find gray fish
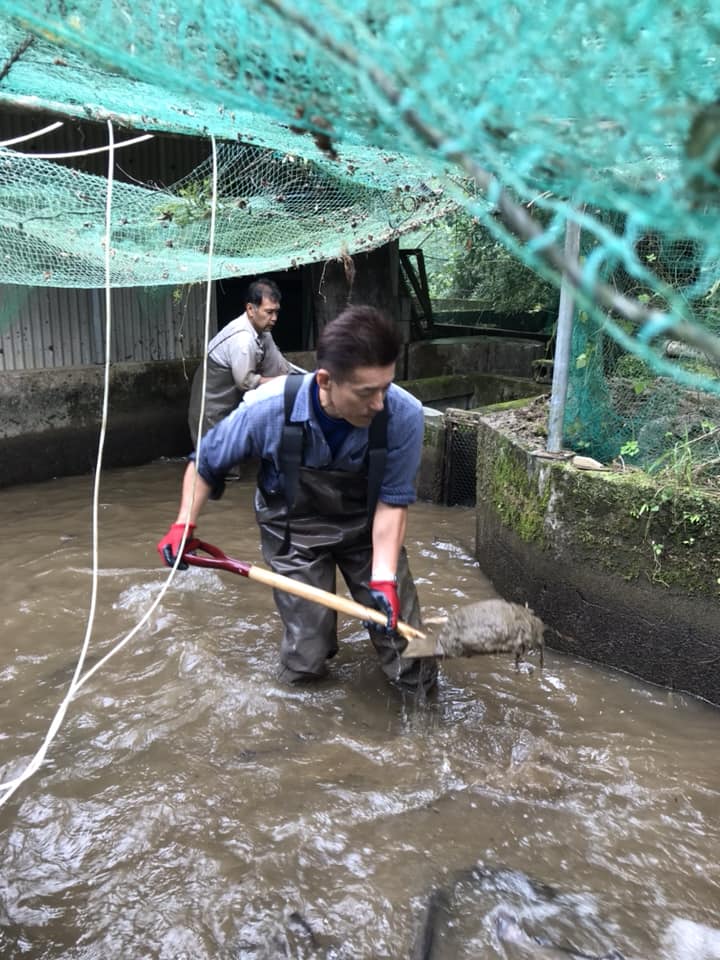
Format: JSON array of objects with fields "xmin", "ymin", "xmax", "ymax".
[
  {"xmin": 412, "ymin": 866, "xmax": 625, "ymax": 960},
  {"xmin": 495, "ymin": 909, "xmax": 626, "ymax": 960}
]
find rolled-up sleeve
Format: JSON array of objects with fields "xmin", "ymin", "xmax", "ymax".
[
  {"xmin": 193, "ymin": 404, "xmax": 255, "ymax": 498},
  {"xmin": 191, "ymin": 381, "xmax": 287, "ymax": 498}
]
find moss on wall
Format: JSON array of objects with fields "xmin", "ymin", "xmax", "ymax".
[
  {"xmin": 481, "ymin": 430, "xmax": 552, "ymax": 545},
  {"xmin": 565, "ymin": 469, "xmax": 720, "ymax": 594},
  {"xmin": 475, "ymin": 413, "xmax": 720, "ymax": 599}
]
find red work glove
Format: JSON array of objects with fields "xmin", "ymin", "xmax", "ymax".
[
  {"xmin": 157, "ymin": 522, "xmax": 198, "ymax": 570},
  {"xmin": 368, "ymin": 578, "xmax": 400, "ymax": 632}
]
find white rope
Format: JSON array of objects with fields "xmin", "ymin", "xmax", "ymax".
[
  {"xmin": 13, "ymin": 133, "xmax": 154, "ymax": 159},
  {"xmin": 0, "ymin": 118, "xmax": 117, "ymax": 804},
  {"xmin": 0, "ymin": 121, "xmax": 64, "ymax": 147},
  {"xmin": 74, "ymin": 135, "xmax": 218, "ymax": 692},
  {"xmin": 0, "ymin": 135, "xmax": 220, "ymax": 806},
  {"xmin": 0, "ymin": 125, "xmax": 153, "ymax": 159}
]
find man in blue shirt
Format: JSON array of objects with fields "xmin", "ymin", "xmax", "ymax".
[{"xmin": 158, "ymin": 305, "xmax": 437, "ymax": 695}]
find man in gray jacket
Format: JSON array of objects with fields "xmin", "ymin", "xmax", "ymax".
[{"xmin": 188, "ymin": 277, "xmax": 290, "ymax": 447}]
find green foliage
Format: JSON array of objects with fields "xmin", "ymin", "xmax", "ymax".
[
  {"xmin": 155, "ymin": 179, "xmax": 235, "ymax": 228},
  {"xmin": 647, "ymin": 422, "xmax": 720, "ymax": 485},
  {"xmin": 620, "ymin": 439, "xmax": 639, "ymax": 458},
  {"xmin": 625, "ymin": 422, "xmax": 720, "ymax": 581},
  {"xmin": 614, "ymin": 354, "xmax": 653, "ymax": 379},
  {"xmin": 412, "ymin": 213, "xmax": 559, "ymax": 314}
]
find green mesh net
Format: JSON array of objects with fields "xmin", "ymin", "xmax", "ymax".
[
  {"xmin": 0, "ymin": 138, "xmax": 452, "ymax": 287},
  {"xmin": 1, "ymin": 0, "xmax": 720, "ymax": 471},
  {"xmin": 0, "ymin": 15, "xmax": 455, "ymax": 287}
]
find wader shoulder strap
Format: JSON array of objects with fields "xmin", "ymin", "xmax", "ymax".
[
  {"xmin": 280, "ymin": 373, "xmax": 305, "ymax": 514},
  {"xmin": 279, "ymin": 372, "xmax": 388, "ymax": 531},
  {"xmin": 366, "ymin": 402, "xmax": 388, "ymax": 527}
]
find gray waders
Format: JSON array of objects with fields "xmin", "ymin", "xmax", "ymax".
[
  {"xmin": 254, "ymin": 469, "xmax": 437, "ymax": 694},
  {"xmin": 188, "ymin": 356, "xmax": 242, "ymax": 448}
]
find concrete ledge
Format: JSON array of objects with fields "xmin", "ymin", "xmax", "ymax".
[
  {"xmin": 400, "ymin": 372, "xmax": 547, "ymax": 413},
  {"xmin": 474, "ymin": 414, "xmax": 720, "ymax": 704},
  {"xmin": 0, "ymin": 362, "xmax": 197, "ymax": 486},
  {"xmin": 407, "ymin": 335, "xmax": 546, "ymax": 380},
  {"xmin": 417, "ymin": 408, "xmax": 445, "ymax": 503},
  {"xmin": 1, "ymin": 412, "xmax": 191, "ymax": 487}
]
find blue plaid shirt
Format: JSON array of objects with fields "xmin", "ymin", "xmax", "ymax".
[{"xmin": 193, "ymin": 372, "xmax": 424, "ymax": 505}]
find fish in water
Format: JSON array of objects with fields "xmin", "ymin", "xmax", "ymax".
[
  {"xmin": 495, "ymin": 910, "xmax": 626, "ymax": 959},
  {"xmin": 412, "ymin": 865, "xmax": 556, "ymax": 959},
  {"xmin": 412, "ymin": 865, "xmax": 626, "ymax": 960},
  {"xmin": 435, "ymin": 599, "xmax": 545, "ymax": 666}
]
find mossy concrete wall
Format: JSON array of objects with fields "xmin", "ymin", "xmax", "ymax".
[
  {"xmin": 402, "ymin": 372, "xmax": 546, "ymax": 413},
  {"xmin": 417, "ymin": 408, "xmax": 445, "ymax": 503},
  {"xmin": 474, "ymin": 415, "xmax": 720, "ymax": 705}
]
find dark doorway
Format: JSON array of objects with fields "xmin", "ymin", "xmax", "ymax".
[{"xmin": 214, "ymin": 268, "xmax": 313, "ymax": 352}]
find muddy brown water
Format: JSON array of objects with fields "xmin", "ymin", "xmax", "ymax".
[{"xmin": 1, "ymin": 462, "xmax": 718, "ymax": 959}]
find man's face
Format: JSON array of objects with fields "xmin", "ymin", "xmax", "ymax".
[
  {"xmin": 316, "ymin": 363, "xmax": 396, "ymax": 428},
  {"xmin": 247, "ymin": 295, "xmax": 280, "ymax": 334}
]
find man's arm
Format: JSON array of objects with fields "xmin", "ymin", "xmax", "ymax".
[
  {"xmin": 175, "ymin": 460, "xmax": 213, "ymax": 525},
  {"xmin": 157, "ymin": 461, "xmax": 213, "ymax": 567},
  {"xmin": 368, "ymin": 502, "xmax": 408, "ymax": 630},
  {"xmin": 367, "ymin": 390, "xmax": 424, "ymax": 629},
  {"xmin": 371, "ymin": 501, "xmax": 408, "ymax": 578},
  {"xmin": 261, "ymin": 335, "xmax": 291, "ymax": 376},
  {"xmin": 229, "ymin": 336, "xmax": 262, "ymax": 391}
]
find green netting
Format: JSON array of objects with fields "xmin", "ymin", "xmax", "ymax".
[
  {"xmin": 563, "ymin": 224, "xmax": 720, "ymax": 484},
  {"xmin": 0, "ymin": 17, "xmax": 455, "ymax": 287},
  {"xmin": 1, "ymin": 0, "xmax": 720, "ymax": 473},
  {"xmin": 0, "ymin": 140, "xmax": 453, "ymax": 287}
]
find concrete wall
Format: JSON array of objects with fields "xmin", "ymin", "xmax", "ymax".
[
  {"xmin": 402, "ymin": 373, "xmax": 547, "ymax": 413},
  {"xmin": 0, "ymin": 340, "xmax": 542, "ymax": 488},
  {"xmin": 0, "ymin": 362, "xmax": 195, "ymax": 487},
  {"xmin": 407, "ymin": 335, "xmax": 546, "ymax": 380},
  {"xmin": 472, "ymin": 412, "xmax": 720, "ymax": 706}
]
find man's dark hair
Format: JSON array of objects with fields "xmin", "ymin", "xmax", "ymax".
[
  {"xmin": 246, "ymin": 277, "xmax": 281, "ymax": 306},
  {"xmin": 317, "ymin": 305, "xmax": 401, "ymax": 380}
]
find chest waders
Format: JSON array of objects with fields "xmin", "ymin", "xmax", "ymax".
[
  {"xmin": 187, "ymin": 327, "xmax": 265, "ymax": 447},
  {"xmin": 188, "ymin": 356, "xmax": 242, "ymax": 447},
  {"xmin": 253, "ymin": 375, "xmax": 438, "ymax": 694}
]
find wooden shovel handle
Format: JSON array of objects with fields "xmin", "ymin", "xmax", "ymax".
[{"xmin": 185, "ymin": 540, "xmax": 427, "ymax": 643}]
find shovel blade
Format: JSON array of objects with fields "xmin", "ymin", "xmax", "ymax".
[{"xmin": 401, "ymin": 633, "xmax": 444, "ymax": 658}]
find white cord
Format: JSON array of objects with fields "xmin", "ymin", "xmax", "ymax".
[
  {"xmin": 0, "ymin": 123, "xmax": 152, "ymax": 157},
  {"xmin": 75, "ymin": 135, "xmax": 219, "ymax": 692},
  {"xmin": 0, "ymin": 134, "xmax": 220, "ymax": 806},
  {"xmin": 14, "ymin": 133, "xmax": 154, "ymax": 159},
  {"xmin": 0, "ymin": 118, "xmax": 117, "ymax": 804},
  {"xmin": 0, "ymin": 121, "xmax": 64, "ymax": 147}
]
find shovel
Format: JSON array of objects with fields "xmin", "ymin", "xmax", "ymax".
[
  {"xmin": 183, "ymin": 540, "xmax": 546, "ymax": 664},
  {"xmin": 183, "ymin": 539, "xmax": 440, "ymax": 657}
]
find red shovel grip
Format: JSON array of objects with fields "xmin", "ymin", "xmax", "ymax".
[{"xmin": 182, "ymin": 539, "xmax": 252, "ymax": 577}]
